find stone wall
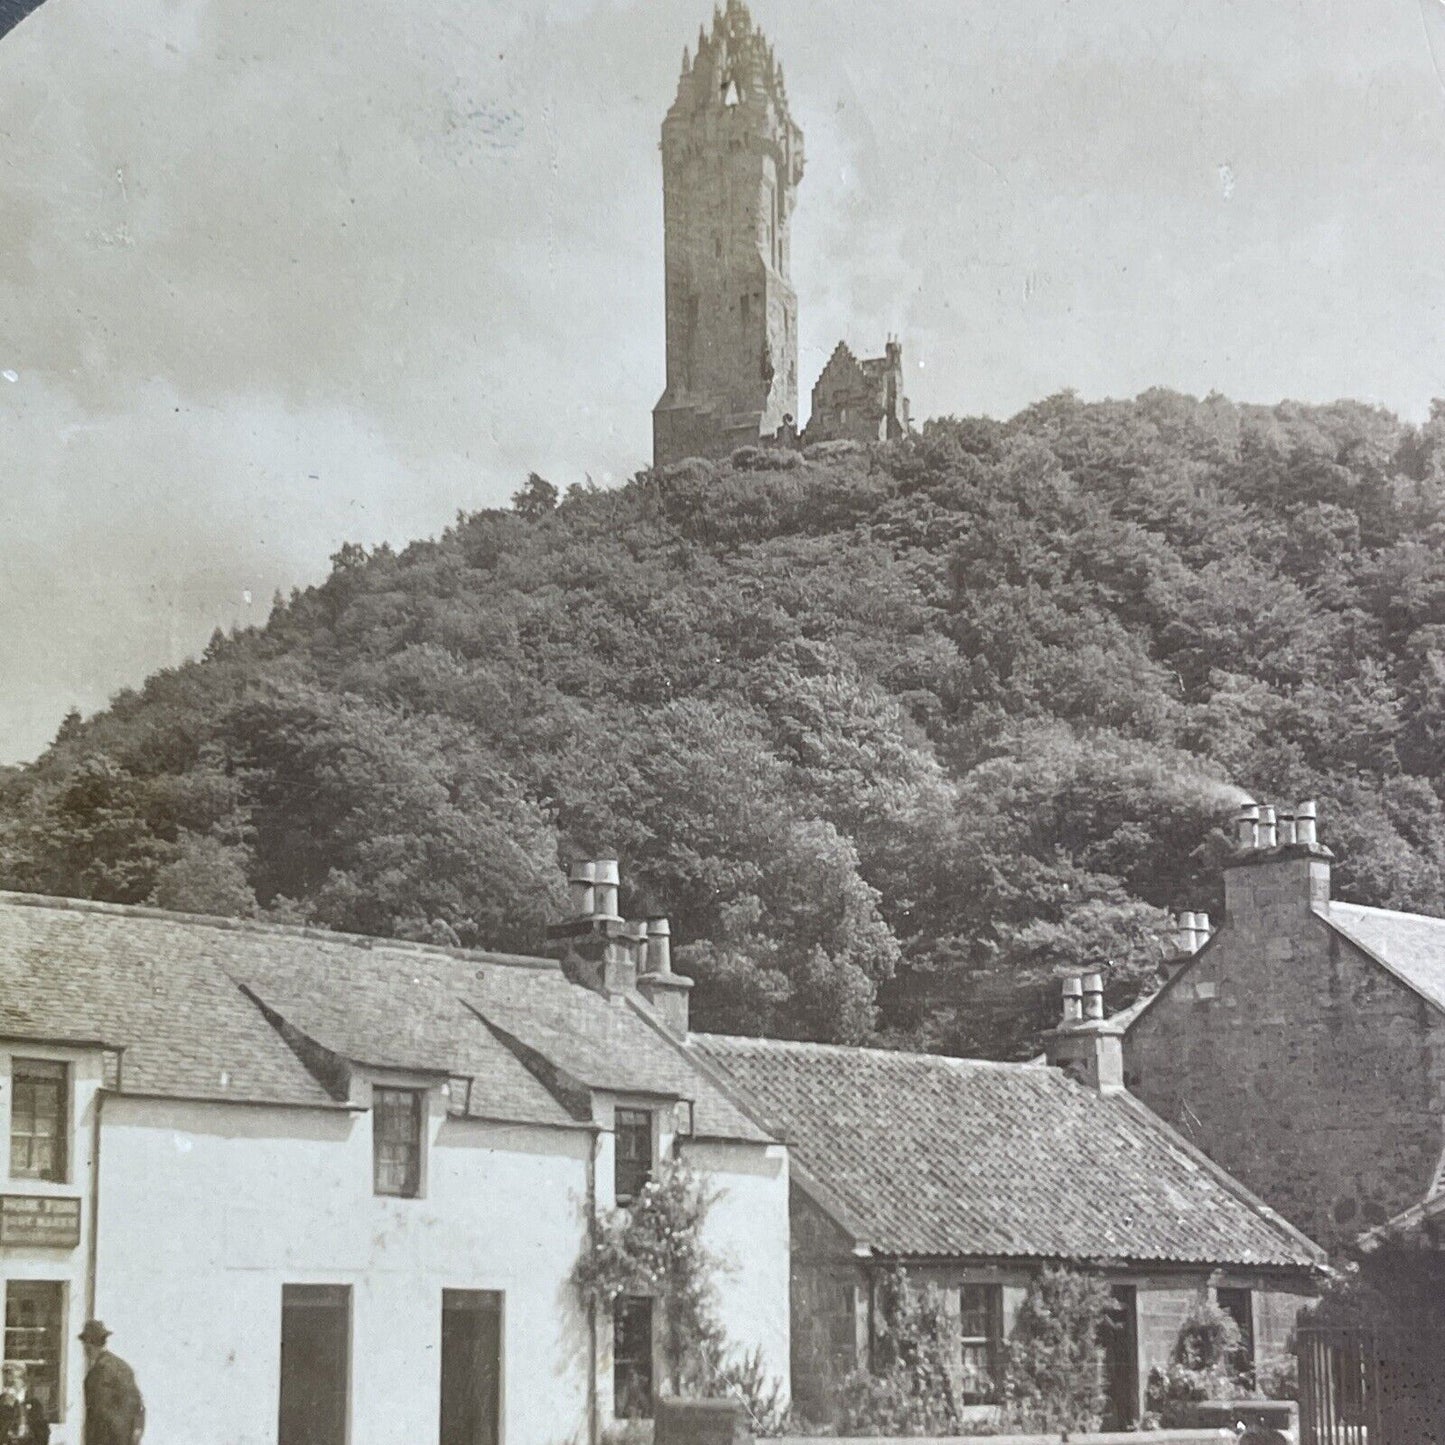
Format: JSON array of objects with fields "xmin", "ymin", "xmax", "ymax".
[{"xmin": 1126, "ymin": 851, "xmax": 1445, "ymax": 1252}]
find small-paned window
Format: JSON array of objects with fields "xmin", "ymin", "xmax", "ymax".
[
  {"xmin": 958, "ymin": 1283, "xmax": 1003, "ymax": 1404},
  {"xmin": 10, "ymin": 1059, "xmax": 68, "ymax": 1182},
  {"xmin": 613, "ymin": 1296, "xmax": 654, "ymax": 1420},
  {"xmin": 372, "ymin": 1088, "xmax": 424, "ymax": 1198},
  {"xmin": 5, "ymin": 1280, "xmax": 64, "ymax": 1421},
  {"xmin": 614, "ymin": 1108, "xmax": 653, "ymax": 1204}
]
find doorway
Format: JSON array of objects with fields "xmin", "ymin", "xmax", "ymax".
[
  {"xmin": 440, "ymin": 1290, "xmax": 503, "ymax": 1445},
  {"xmin": 278, "ymin": 1284, "xmax": 351, "ymax": 1445},
  {"xmin": 1102, "ymin": 1285, "xmax": 1139, "ymax": 1430}
]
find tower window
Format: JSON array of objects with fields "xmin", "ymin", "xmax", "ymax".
[{"xmin": 740, "ymin": 293, "xmax": 750, "ymax": 326}]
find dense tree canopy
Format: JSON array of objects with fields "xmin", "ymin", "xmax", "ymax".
[{"xmin": 7, "ymin": 390, "xmax": 1445, "ymax": 1057}]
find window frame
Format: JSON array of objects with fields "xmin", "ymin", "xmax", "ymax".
[
  {"xmin": 9, "ymin": 1058, "xmax": 69, "ymax": 1184},
  {"xmin": 612, "ymin": 1294, "xmax": 655, "ymax": 1421},
  {"xmin": 957, "ymin": 1282, "xmax": 1003, "ymax": 1405},
  {"xmin": 372, "ymin": 1086, "xmax": 425, "ymax": 1199},
  {"xmin": 1215, "ymin": 1286, "xmax": 1255, "ymax": 1380},
  {"xmin": 4, "ymin": 1278, "xmax": 66, "ymax": 1423},
  {"xmin": 613, "ymin": 1107, "xmax": 654, "ymax": 1206}
]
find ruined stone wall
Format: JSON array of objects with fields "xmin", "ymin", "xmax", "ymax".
[{"xmin": 1126, "ymin": 857, "xmax": 1445, "ymax": 1252}]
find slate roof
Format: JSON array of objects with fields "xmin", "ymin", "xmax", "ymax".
[
  {"xmin": 0, "ymin": 891, "xmax": 768, "ymax": 1139},
  {"xmin": 694, "ymin": 1034, "xmax": 1323, "ymax": 1268},
  {"xmin": 0, "ymin": 893, "xmax": 336, "ymax": 1108},
  {"xmin": 1320, "ymin": 902, "xmax": 1445, "ymax": 1015}
]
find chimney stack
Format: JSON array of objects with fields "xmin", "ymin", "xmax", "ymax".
[
  {"xmin": 1224, "ymin": 798, "xmax": 1333, "ymax": 923},
  {"xmin": 1044, "ymin": 973, "xmax": 1125, "ymax": 1094},
  {"xmin": 548, "ymin": 858, "xmax": 637, "ymax": 996},
  {"xmin": 637, "ymin": 916, "xmax": 694, "ymax": 1036}
]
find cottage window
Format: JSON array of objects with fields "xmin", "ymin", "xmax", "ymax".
[
  {"xmin": 613, "ymin": 1296, "xmax": 654, "ymax": 1419},
  {"xmin": 614, "ymin": 1108, "xmax": 653, "ymax": 1204},
  {"xmin": 1215, "ymin": 1287, "xmax": 1254, "ymax": 1378},
  {"xmin": 372, "ymin": 1087, "xmax": 424, "ymax": 1197},
  {"xmin": 10, "ymin": 1059, "xmax": 68, "ymax": 1182},
  {"xmin": 5, "ymin": 1280, "xmax": 63, "ymax": 1421},
  {"xmin": 958, "ymin": 1283, "xmax": 1003, "ymax": 1404}
]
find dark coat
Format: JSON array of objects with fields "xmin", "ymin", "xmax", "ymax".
[
  {"xmin": 0, "ymin": 1394, "xmax": 50, "ymax": 1445},
  {"xmin": 83, "ymin": 1352, "xmax": 143, "ymax": 1445}
]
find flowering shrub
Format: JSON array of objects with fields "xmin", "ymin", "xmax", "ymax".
[
  {"xmin": 574, "ymin": 1162, "xmax": 787, "ymax": 1429},
  {"xmin": 1144, "ymin": 1296, "xmax": 1245, "ymax": 1427},
  {"xmin": 838, "ymin": 1267, "xmax": 962, "ymax": 1435},
  {"xmin": 1000, "ymin": 1267, "xmax": 1112, "ymax": 1434}
]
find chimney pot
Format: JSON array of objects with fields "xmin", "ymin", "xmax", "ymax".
[
  {"xmin": 1061, "ymin": 975, "xmax": 1084, "ymax": 1023},
  {"xmin": 1235, "ymin": 804, "xmax": 1261, "ymax": 849},
  {"xmin": 1296, "ymin": 800, "xmax": 1318, "ymax": 847},
  {"xmin": 1278, "ymin": 808, "xmax": 1297, "ymax": 847},
  {"xmin": 1258, "ymin": 805, "xmax": 1278, "ymax": 849},
  {"xmin": 593, "ymin": 859, "xmax": 622, "ymax": 921},
  {"xmin": 567, "ymin": 861, "xmax": 598, "ymax": 918},
  {"xmin": 1195, "ymin": 912, "xmax": 1211, "ymax": 945},
  {"xmin": 645, "ymin": 916, "xmax": 673, "ymax": 975},
  {"xmin": 1174, "ymin": 912, "xmax": 1199, "ymax": 956},
  {"xmin": 1082, "ymin": 972, "xmax": 1105, "ymax": 1021}
]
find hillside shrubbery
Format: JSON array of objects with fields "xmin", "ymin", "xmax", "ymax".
[{"xmin": 7, "ymin": 390, "xmax": 1445, "ymax": 1056}]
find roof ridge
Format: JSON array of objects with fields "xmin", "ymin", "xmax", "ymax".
[
  {"xmin": 695, "ymin": 1032, "xmax": 1039, "ymax": 1071},
  {"xmin": 1327, "ymin": 899, "xmax": 1445, "ymax": 925},
  {"xmin": 0, "ymin": 887, "xmax": 560, "ymax": 972}
]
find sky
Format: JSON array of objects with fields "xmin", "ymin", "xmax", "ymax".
[{"xmin": 3, "ymin": 0, "xmax": 1445, "ymax": 763}]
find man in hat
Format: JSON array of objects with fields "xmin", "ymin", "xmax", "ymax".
[{"xmin": 78, "ymin": 1322, "xmax": 143, "ymax": 1445}]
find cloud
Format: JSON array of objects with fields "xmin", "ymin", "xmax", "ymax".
[{"xmin": 4, "ymin": 0, "xmax": 1445, "ymax": 759}]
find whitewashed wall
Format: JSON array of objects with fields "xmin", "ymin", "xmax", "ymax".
[
  {"xmin": 94, "ymin": 1089, "xmax": 595, "ymax": 1445},
  {"xmin": 0, "ymin": 1044, "xmax": 105, "ymax": 1445},
  {"xmin": 682, "ymin": 1138, "xmax": 791, "ymax": 1406}
]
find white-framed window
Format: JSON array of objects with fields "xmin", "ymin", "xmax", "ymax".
[
  {"xmin": 614, "ymin": 1108, "xmax": 653, "ymax": 1205},
  {"xmin": 372, "ymin": 1087, "xmax": 424, "ymax": 1198},
  {"xmin": 958, "ymin": 1283, "xmax": 1003, "ymax": 1404},
  {"xmin": 10, "ymin": 1059, "xmax": 69, "ymax": 1183}
]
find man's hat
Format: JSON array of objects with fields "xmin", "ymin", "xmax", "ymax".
[{"xmin": 78, "ymin": 1320, "xmax": 111, "ymax": 1346}]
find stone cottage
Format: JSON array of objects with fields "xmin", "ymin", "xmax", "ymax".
[
  {"xmin": 695, "ymin": 985, "xmax": 1324, "ymax": 1431},
  {"xmin": 1125, "ymin": 802, "xmax": 1445, "ymax": 1256}
]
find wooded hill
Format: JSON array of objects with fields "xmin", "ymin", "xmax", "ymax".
[{"xmin": 8, "ymin": 389, "xmax": 1445, "ymax": 1058}]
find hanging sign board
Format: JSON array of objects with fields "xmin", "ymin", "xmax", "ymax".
[{"xmin": 0, "ymin": 1194, "xmax": 81, "ymax": 1248}]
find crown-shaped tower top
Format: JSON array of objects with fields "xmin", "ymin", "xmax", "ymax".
[{"xmin": 669, "ymin": 0, "xmax": 797, "ymax": 144}]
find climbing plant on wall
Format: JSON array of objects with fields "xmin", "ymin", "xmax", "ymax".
[
  {"xmin": 574, "ymin": 1162, "xmax": 788, "ymax": 1432},
  {"xmin": 576, "ymin": 1163, "xmax": 726, "ymax": 1394}
]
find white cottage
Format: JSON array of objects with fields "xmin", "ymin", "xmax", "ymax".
[{"xmin": 0, "ymin": 866, "xmax": 790, "ymax": 1445}]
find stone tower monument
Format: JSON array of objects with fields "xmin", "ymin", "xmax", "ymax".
[{"xmin": 652, "ymin": 0, "xmax": 805, "ymax": 469}]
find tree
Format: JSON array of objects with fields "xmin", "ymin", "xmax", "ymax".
[{"xmin": 511, "ymin": 472, "xmax": 559, "ymax": 518}]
